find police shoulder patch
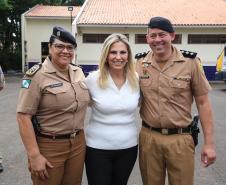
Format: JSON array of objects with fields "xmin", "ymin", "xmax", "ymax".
[
  {"xmin": 180, "ymin": 50, "xmax": 197, "ymax": 59},
  {"xmin": 135, "ymin": 51, "xmax": 148, "ymax": 59},
  {"xmin": 25, "ymin": 63, "xmax": 42, "ymax": 76},
  {"xmin": 21, "ymin": 79, "xmax": 31, "ymax": 89}
]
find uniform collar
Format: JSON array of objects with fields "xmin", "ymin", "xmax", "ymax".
[
  {"xmin": 42, "ymin": 57, "xmax": 79, "ymax": 73},
  {"xmin": 147, "ymin": 46, "xmax": 185, "ymax": 71},
  {"xmin": 42, "ymin": 57, "xmax": 57, "ymax": 73}
]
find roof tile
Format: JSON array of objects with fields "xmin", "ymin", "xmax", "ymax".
[
  {"xmin": 77, "ymin": 0, "xmax": 226, "ymax": 26},
  {"xmin": 26, "ymin": 5, "xmax": 80, "ymax": 17}
]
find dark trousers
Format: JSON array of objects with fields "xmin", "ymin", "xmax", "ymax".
[{"xmin": 85, "ymin": 145, "xmax": 138, "ymax": 185}]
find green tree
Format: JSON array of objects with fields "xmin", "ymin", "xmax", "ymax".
[
  {"xmin": 0, "ymin": 0, "xmax": 84, "ymax": 72},
  {"xmin": 63, "ymin": 0, "xmax": 85, "ymax": 6}
]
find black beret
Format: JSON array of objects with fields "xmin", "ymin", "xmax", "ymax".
[
  {"xmin": 148, "ymin": 17, "xmax": 174, "ymax": 33},
  {"xmin": 51, "ymin": 26, "xmax": 77, "ymax": 47}
]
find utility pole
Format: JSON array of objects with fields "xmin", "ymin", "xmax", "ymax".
[{"xmin": 68, "ymin": 6, "xmax": 73, "ymax": 33}]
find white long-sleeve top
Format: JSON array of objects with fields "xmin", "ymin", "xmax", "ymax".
[{"xmin": 84, "ymin": 70, "xmax": 140, "ymax": 150}]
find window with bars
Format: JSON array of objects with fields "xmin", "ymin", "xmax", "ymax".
[
  {"xmin": 135, "ymin": 34, "xmax": 182, "ymax": 44},
  {"xmin": 188, "ymin": 34, "xmax": 226, "ymax": 44},
  {"xmin": 41, "ymin": 42, "xmax": 48, "ymax": 62},
  {"xmin": 83, "ymin": 34, "xmax": 129, "ymax": 43}
]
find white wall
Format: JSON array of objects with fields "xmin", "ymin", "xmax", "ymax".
[
  {"xmin": 22, "ymin": 18, "xmax": 72, "ymax": 70},
  {"xmin": 22, "ymin": 20, "xmax": 226, "ymax": 72},
  {"xmin": 76, "ymin": 26, "xmax": 226, "ymax": 66}
]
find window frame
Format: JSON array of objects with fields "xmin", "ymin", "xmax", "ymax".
[
  {"xmin": 134, "ymin": 34, "xmax": 182, "ymax": 44},
  {"xmin": 83, "ymin": 34, "xmax": 129, "ymax": 43},
  {"xmin": 188, "ymin": 34, "xmax": 226, "ymax": 44}
]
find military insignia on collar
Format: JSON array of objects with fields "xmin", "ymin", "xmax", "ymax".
[
  {"xmin": 57, "ymin": 31, "xmax": 60, "ymax": 37},
  {"xmin": 26, "ymin": 63, "xmax": 42, "ymax": 76},
  {"xmin": 21, "ymin": 79, "xmax": 31, "ymax": 89}
]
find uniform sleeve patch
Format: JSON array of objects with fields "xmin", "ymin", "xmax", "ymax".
[{"xmin": 21, "ymin": 79, "xmax": 31, "ymax": 89}]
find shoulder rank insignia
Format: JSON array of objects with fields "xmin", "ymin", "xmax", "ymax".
[
  {"xmin": 180, "ymin": 50, "xmax": 197, "ymax": 59},
  {"xmin": 25, "ymin": 63, "xmax": 42, "ymax": 76},
  {"xmin": 135, "ymin": 51, "xmax": 148, "ymax": 59},
  {"xmin": 70, "ymin": 63, "xmax": 82, "ymax": 71},
  {"xmin": 70, "ymin": 62, "xmax": 78, "ymax": 67}
]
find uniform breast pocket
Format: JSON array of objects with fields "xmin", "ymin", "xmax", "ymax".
[
  {"xmin": 41, "ymin": 87, "xmax": 69, "ymax": 108},
  {"xmin": 140, "ymin": 77, "xmax": 154, "ymax": 98},
  {"xmin": 169, "ymin": 79, "xmax": 190, "ymax": 95},
  {"xmin": 76, "ymin": 81, "xmax": 90, "ymax": 102},
  {"xmin": 140, "ymin": 77, "xmax": 152, "ymax": 87}
]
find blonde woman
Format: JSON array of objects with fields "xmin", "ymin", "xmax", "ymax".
[{"xmin": 84, "ymin": 33, "xmax": 140, "ymax": 185}]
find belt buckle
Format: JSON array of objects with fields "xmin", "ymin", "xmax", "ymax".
[
  {"xmin": 70, "ymin": 132, "xmax": 77, "ymax": 138},
  {"xmin": 161, "ymin": 128, "xmax": 168, "ymax": 135}
]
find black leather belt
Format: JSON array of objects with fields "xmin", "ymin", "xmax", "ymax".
[
  {"xmin": 37, "ymin": 130, "xmax": 81, "ymax": 139},
  {"xmin": 142, "ymin": 121, "xmax": 191, "ymax": 135}
]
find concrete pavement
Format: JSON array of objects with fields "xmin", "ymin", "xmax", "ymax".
[{"xmin": 0, "ymin": 76, "xmax": 225, "ymax": 185}]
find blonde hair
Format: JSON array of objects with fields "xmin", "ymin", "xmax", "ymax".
[{"xmin": 98, "ymin": 33, "xmax": 138, "ymax": 90}]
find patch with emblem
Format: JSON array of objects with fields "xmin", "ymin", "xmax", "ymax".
[
  {"xmin": 140, "ymin": 74, "xmax": 150, "ymax": 79},
  {"xmin": 141, "ymin": 62, "xmax": 150, "ymax": 79},
  {"xmin": 48, "ymin": 83, "xmax": 63, "ymax": 88},
  {"xmin": 21, "ymin": 79, "xmax": 31, "ymax": 89}
]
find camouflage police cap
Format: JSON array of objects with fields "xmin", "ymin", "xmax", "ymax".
[
  {"xmin": 51, "ymin": 26, "xmax": 77, "ymax": 47},
  {"xmin": 148, "ymin": 16, "xmax": 174, "ymax": 33}
]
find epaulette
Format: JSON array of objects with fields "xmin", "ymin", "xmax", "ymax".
[
  {"xmin": 180, "ymin": 50, "xmax": 197, "ymax": 59},
  {"xmin": 70, "ymin": 62, "xmax": 78, "ymax": 67},
  {"xmin": 135, "ymin": 52, "xmax": 148, "ymax": 59},
  {"xmin": 25, "ymin": 63, "xmax": 42, "ymax": 76}
]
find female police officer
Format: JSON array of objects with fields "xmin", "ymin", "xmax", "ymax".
[{"xmin": 16, "ymin": 26, "xmax": 90, "ymax": 185}]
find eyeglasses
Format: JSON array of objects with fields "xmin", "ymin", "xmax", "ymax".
[{"xmin": 53, "ymin": 43, "xmax": 75, "ymax": 52}]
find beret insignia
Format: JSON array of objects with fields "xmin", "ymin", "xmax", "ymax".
[
  {"xmin": 51, "ymin": 26, "xmax": 77, "ymax": 47},
  {"xmin": 57, "ymin": 31, "xmax": 60, "ymax": 37}
]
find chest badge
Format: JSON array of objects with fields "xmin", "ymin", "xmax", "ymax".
[{"xmin": 140, "ymin": 62, "xmax": 150, "ymax": 79}]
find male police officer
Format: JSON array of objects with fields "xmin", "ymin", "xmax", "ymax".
[{"xmin": 136, "ymin": 17, "xmax": 216, "ymax": 185}]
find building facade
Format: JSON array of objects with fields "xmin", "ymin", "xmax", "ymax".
[
  {"xmin": 74, "ymin": 0, "xmax": 226, "ymax": 80},
  {"xmin": 21, "ymin": 0, "xmax": 226, "ymax": 80},
  {"xmin": 21, "ymin": 5, "xmax": 80, "ymax": 71}
]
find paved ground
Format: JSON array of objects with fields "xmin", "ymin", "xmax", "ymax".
[{"xmin": 0, "ymin": 76, "xmax": 226, "ymax": 185}]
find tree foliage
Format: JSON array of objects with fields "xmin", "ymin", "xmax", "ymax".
[{"xmin": 0, "ymin": 0, "xmax": 84, "ymax": 71}]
